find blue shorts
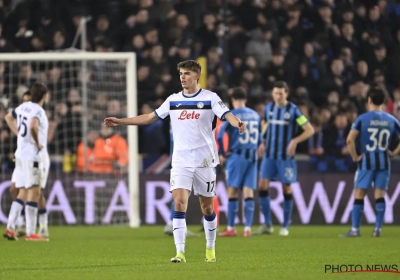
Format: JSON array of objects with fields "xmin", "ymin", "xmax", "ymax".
[
  {"xmin": 225, "ymin": 154, "xmax": 257, "ymax": 189},
  {"xmin": 354, "ymin": 169, "xmax": 390, "ymax": 190},
  {"xmin": 260, "ymin": 158, "xmax": 297, "ymax": 185}
]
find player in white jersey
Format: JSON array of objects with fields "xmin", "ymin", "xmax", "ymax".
[
  {"xmin": 3, "ymin": 83, "xmax": 49, "ymax": 241},
  {"xmin": 105, "ymin": 60, "xmax": 245, "ymax": 263},
  {"xmin": 7, "ymin": 91, "xmax": 50, "ymax": 239}
]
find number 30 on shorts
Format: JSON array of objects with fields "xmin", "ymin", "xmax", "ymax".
[{"xmin": 206, "ymin": 181, "xmax": 216, "ymax": 193}]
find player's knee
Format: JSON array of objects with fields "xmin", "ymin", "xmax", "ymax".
[
  {"xmin": 201, "ymin": 204, "xmax": 214, "ymax": 216},
  {"xmin": 227, "ymin": 187, "xmax": 239, "ymax": 198},
  {"xmin": 173, "ymin": 199, "xmax": 187, "ymax": 212},
  {"xmin": 27, "ymin": 186, "xmax": 41, "ymax": 202},
  {"xmin": 9, "ymin": 184, "xmax": 18, "ymax": 199},
  {"xmin": 258, "ymin": 179, "xmax": 269, "ymax": 190},
  {"xmin": 243, "ymin": 187, "xmax": 254, "ymax": 198},
  {"xmin": 282, "ymin": 184, "xmax": 292, "ymax": 194},
  {"xmin": 354, "ymin": 188, "xmax": 366, "ymax": 199}
]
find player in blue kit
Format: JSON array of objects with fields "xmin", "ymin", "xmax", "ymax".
[
  {"xmin": 254, "ymin": 81, "xmax": 314, "ymax": 236},
  {"xmin": 340, "ymin": 88, "xmax": 400, "ymax": 238},
  {"xmin": 217, "ymin": 88, "xmax": 262, "ymax": 237}
]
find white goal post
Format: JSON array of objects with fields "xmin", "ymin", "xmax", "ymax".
[{"xmin": 0, "ymin": 52, "xmax": 140, "ymax": 228}]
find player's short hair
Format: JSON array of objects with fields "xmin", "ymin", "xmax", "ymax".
[
  {"xmin": 272, "ymin": 81, "xmax": 289, "ymax": 93},
  {"xmin": 368, "ymin": 87, "xmax": 385, "ymax": 105},
  {"xmin": 231, "ymin": 87, "xmax": 247, "ymax": 100},
  {"xmin": 177, "ymin": 60, "xmax": 202, "ymax": 75},
  {"xmin": 30, "ymin": 82, "xmax": 48, "ymax": 103},
  {"xmin": 22, "ymin": 90, "xmax": 31, "ymax": 98}
]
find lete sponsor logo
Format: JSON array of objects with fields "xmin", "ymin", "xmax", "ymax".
[
  {"xmin": 0, "ymin": 174, "xmax": 399, "ymax": 225},
  {"xmin": 178, "ymin": 110, "xmax": 200, "ymax": 120}
]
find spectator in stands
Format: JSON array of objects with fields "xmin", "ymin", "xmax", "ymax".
[
  {"xmin": 76, "ymin": 130, "xmax": 99, "ymax": 173},
  {"xmin": 323, "ymin": 112, "xmax": 351, "ymax": 159},
  {"xmin": 91, "ymin": 126, "xmax": 128, "ymax": 174}
]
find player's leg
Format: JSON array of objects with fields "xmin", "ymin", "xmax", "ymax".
[
  {"xmin": 194, "ymin": 167, "xmax": 217, "ymax": 262},
  {"xmin": 37, "ymin": 158, "xmax": 50, "ymax": 238},
  {"xmin": 11, "ymin": 169, "xmax": 26, "ymax": 236},
  {"xmin": 4, "ymin": 188, "xmax": 27, "ymax": 240},
  {"xmin": 372, "ymin": 170, "xmax": 390, "ymax": 237},
  {"xmin": 242, "ymin": 160, "xmax": 257, "ymax": 237},
  {"xmin": 277, "ymin": 159, "xmax": 297, "ymax": 236},
  {"xmin": 4, "ymin": 160, "xmax": 25, "ymax": 240},
  {"xmin": 219, "ymin": 186, "xmax": 239, "ymax": 236},
  {"xmin": 339, "ymin": 169, "xmax": 370, "ymax": 237},
  {"xmin": 253, "ymin": 158, "xmax": 276, "ymax": 235},
  {"xmin": 169, "ymin": 167, "xmax": 193, "ymax": 263},
  {"xmin": 38, "ymin": 192, "xmax": 49, "ymax": 238},
  {"xmin": 242, "ymin": 187, "xmax": 254, "ymax": 237},
  {"xmin": 219, "ymin": 154, "xmax": 241, "ymax": 237},
  {"xmin": 10, "ymin": 183, "xmax": 19, "ymax": 200},
  {"xmin": 164, "ymin": 201, "xmax": 175, "ymax": 235},
  {"xmin": 24, "ymin": 160, "xmax": 48, "ymax": 241}
]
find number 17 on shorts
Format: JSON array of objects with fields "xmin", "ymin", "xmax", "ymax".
[{"xmin": 170, "ymin": 167, "xmax": 216, "ymax": 197}]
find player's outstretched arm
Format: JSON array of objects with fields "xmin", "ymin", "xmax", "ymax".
[
  {"xmin": 4, "ymin": 112, "xmax": 18, "ymax": 136},
  {"xmin": 346, "ymin": 130, "xmax": 362, "ymax": 162},
  {"xmin": 104, "ymin": 113, "xmax": 158, "ymax": 127},
  {"xmin": 225, "ymin": 112, "xmax": 246, "ymax": 134}
]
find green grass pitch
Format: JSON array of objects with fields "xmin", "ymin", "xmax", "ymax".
[{"xmin": 1, "ymin": 226, "xmax": 399, "ymax": 280}]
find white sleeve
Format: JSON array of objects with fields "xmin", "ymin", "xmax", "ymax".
[
  {"xmin": 33, "ymin": 108, "xmax": 45, "ymax": 123},
  {"xmin": 211, "ymin": 93, "xmax": 230, "ymax": 120},
  {"xmin": 154, "ymin": 96, "xmax": 170, "ymax": 120}
]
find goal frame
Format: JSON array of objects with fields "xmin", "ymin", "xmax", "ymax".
[{"xmin": 0, "ymin": 52, "xmax": 139, "ymax": 228}]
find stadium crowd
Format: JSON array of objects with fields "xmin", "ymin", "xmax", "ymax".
[{"xmin": 0, "ymin": 0, "xmax": 400, "ymax": 174}]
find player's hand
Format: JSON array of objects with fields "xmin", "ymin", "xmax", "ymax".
[
  {"xmin": 104, "ymin": 117, "xmax": 120, "ymax": 127},
  {"xmin": 238, "ymin": 121, "xmax": 246, "ymax": 134},
  {"xmin": 352, "ymin": 154, "xmax": 363, "ymax": 162},
  {"xmin": 287, "ymin": 140, "xmax": 297, "ymax": 157},
  {"xmin": 219, "ymin": 155, "xmax": 226, "ymax": 166},
  {"xmin": 257, "ymin": 143, "xmax": 265, "ymax": 158},
  {"xmin": 389, "ymin": 150, "xmax": 397, "ymax": 157}
]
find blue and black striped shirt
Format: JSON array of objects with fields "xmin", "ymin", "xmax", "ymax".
[
  {"xmin": 353, "ymin": 111, "xmax": 400, "ymax": 170},
  {"xmin": 264, "ymin": 101, "xmax": 308, "ymax": 160}
]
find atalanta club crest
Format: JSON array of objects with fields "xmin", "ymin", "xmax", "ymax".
[{"xmin": 197, "ymin": 102, "xmax": 204, "ymax": 109}]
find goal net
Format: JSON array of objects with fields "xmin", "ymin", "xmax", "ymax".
[{"xmin": 0, "ymin": 52, "xmax": 139, "ymax": 227}]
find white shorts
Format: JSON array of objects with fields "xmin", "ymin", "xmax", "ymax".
[
  {"xmin": 170, "ymin": 167, "xmax": 216, "ymax": 197},
  {"xmin": 14, "ymin": 158, "xmax": 50, "ymax": 189},
  {"xmin": 11, "ymin": 167, "xmax": 18, "ymax": 184}
]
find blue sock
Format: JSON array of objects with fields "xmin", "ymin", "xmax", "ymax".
[
  {"xmin": 204, "ymin": 211, "xmax": 216, "ymax": 221},
  {"xmin": 352, "ymin": 199, "xmax": 364, "ymax": 229},
  {"xmin": 173, "ymin": 211, "xmax": 185, "ymax": 220},
  {"xmin": 244, "ymin": 198, "xmax": 255, "ymax": 228},
  {"xmin": 375, "ymin": 198, "xmax": 385, "ymax": 229},
  {"xmin": 169, "ymin": 201, "xmax": 175, "ymax": 222},
  {"xmin": 227, "ymin": 198, "xmax": 238, "ymax": 228},
  {"xmin": 259, "ymin": 190, "xmax": 271, "ymax": 226},
  {"xmin": 283, "ymin": 193, "xmax": 293, "ymax": 229}
]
